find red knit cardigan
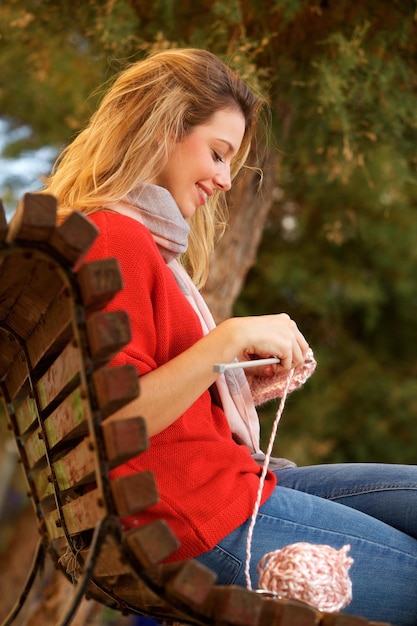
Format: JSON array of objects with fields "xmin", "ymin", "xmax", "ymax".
[{"xmin": 86, "ymin": 211, "xmax": 276, "ymax": 561}]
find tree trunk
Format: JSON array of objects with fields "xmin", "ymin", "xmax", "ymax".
[{"xmin": 202, "ymin": 146, "xmax": 278, "ymax": 322}]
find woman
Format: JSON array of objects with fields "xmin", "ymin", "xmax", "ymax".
[{"xmin": 43, "ymin": 48, "xmax": 417, "ymax": 625}]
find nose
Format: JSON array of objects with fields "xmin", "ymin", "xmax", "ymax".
[{"xmin": 213, "ymin": 166, "xmax": 232, "ymax": 192}]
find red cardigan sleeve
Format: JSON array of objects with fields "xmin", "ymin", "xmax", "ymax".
[{"xmin": 84, "ymin": 210, "xmax": 203, "ymax": 375}]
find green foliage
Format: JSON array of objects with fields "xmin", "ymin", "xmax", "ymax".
[
  {"xmin": 238, "ymin": 139, "xmax": 417, "ymax": 464},
  {"xmin": 1, "ymin": 0, "xmax": 417, "ymax": 464}
]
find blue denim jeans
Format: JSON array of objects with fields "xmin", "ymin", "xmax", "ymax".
[{"xmin": 194, "ymin": 463, "xmax": 417, "ymax": 626}]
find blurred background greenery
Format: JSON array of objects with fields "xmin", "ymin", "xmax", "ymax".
[{"xmin": 1, "ymin": 0, "xmax": 417, "ymax": 470}]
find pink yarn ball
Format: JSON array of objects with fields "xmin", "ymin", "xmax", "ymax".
[{"xmin": 257, "ymin": 542, "xmax": 353, "ymax": 612}]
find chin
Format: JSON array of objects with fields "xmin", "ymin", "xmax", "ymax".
[{"xmin": 180, "ymin": 204, "xmax": 197, "ymax": 219}]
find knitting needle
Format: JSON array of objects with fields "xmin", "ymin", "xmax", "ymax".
[{"xmin": 213, "ymin": 357, "xmax": 280, "ymax": 374}]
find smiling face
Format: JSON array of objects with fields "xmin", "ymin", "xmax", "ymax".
[{"xmin": 153, "ymin": 108, "xmax": 246, "ymax": 219}]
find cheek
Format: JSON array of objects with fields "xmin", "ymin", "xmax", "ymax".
[
  {"xmin": 183, "ymin": 134, "xmax": 208, "ymax": 165},
  {"xmin": 175, "ymin": 133, "xmax": 214, "ymax": 182}
]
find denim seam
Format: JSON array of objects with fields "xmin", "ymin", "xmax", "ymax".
[
  {"xmin": 199, "ymin": 543, "xmax": 242, "ymax": 585},
  {"xmin": 324, "ymin": 484, "xmax": 417, "ymax": 500}
]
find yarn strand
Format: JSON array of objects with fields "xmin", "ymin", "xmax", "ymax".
[
  {"xmin": 244, "ymin": 357, "xmax": 353, "ymax": 612},
  {"xmin": 244, "ymin": 369, "xmax": 294, "ymax": 589}
]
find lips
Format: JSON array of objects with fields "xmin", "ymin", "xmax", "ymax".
[{"xmin": 196, "ymin": 184, "xmax": 210, "ymax": 205}]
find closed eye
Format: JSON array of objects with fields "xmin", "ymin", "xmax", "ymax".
[{"xmin": 213, "ymin": 150, "xmax": 225, "ymax": 163}]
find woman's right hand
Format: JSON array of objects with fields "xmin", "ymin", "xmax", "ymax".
[{"xmin": 217, "ymin": 313, "xmax": 310, "ymax": 372}]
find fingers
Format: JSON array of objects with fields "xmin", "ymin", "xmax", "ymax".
[
  {"xmin": 251, "ymin": 313, "xmax": 307, "ymax": 371},
  {"xmin": 239, "ymin": 313, "xmax": 310, "ymax": 372},
  {"xmin": 278, "ymin": 322, "xmax": 309, "ymax": 370}
]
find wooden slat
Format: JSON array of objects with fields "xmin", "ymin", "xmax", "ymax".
[
  {"xmin": 85, "ymin": 549, "xmax": 213, "ymax": 591},
  {"xmin": 3, "ymin": 346, "xmax": 29, "ymax": 401},
  {"xmin": 48, "ymin": 211, "xmax": 98, "ymax": 268},
  {"xmin": 4, "ymin": 255, "xmax": 64, "ymax": 339},
  {"xmin": 52, "ymin": 437, "xmax": 96, "ymax": 491},
  {"xmin": 102, "ymin": 416, "xmax": 148, "ymax": 463},
  {"xmin": 86, "ymin": 310, "xmax": 131, "ymax": 365},
  {"xmin": 110, "ymin": 471, "xmax": 158, "ymax": 517},
  {"xmin": 25, "ymin": 388, "xmax": 122, "ymax": 472},
  {"xmin": 36, "ymin": 341, "xmax": 82, "ymax": 410},
  {"xmin": 15, "ymin": 395, "xmax": 38, "ymax": 435},
  {"xmin": 44, "ymin": 385, "xmax": 90, "ymax": 447},
  {"xmin": 25, "ymin": 426, "xmax": 46, "ymax": 469},
  {"xmin": 80, "ymin": 534, "xmax": 131, "ymax": 577},
  {"xmin": 6, "ymin": 192, "xmax": 57, "ymax": 243},
  {"xmin": 211, "ymin": 586, "xmax": 263, "ymax": 626},
  {"xmin": 93, "ymin": 364, "xmax": 139, "ymax": 418},
  {"xmin": 26, "ymin": 290, "xmax": 73, "ymax": 369},
  {"xmin": 39, "ymin": 419, "xmax": 150, "ymax": 496},
  {"xmin": 0, "ymin": 327, "xmax": 22, "ymax": 385},
  {"xmin": 45, "ymin": 473, "xmax": 159, "ymax": 540},
  {"xmin": 87, "ymin": 572, "xmax": 167, "ymax": 616},
  {"xmin": 257, "ymin": 597, "xmax": 284, "ymax": 626},
  {"xmin": 278, "ymin": 600, "xmax": 320, "ymax": 626},
  {"xmin": 33, "ymin": 464, "xmax": 54, "ymax": 501},
  {"xmin": 165, "ymin": 560, "xmax": 217, "ymax": 607},
  {"xmin": 76, "ymin": 258, "xmax": 123, "ymax": 311},
  {"xmin": 124, "ymin": 520, "xmax": 180, "ymax": 569},
  {"xmin": 0, "ymin": 252, "xmax": 36, "ymax": 323},
  {"xmin": 321, "ymin": 616, "xmax": 368, "ymax": 626},
  {"xmin": 107, "ymin": 561, "xmax": 217, "ymax": 620},
  {"xmin": 45, "ymin": 487, "xmax": 106, "ymax": 540},
  {"xmin": 259, "ymin": 598, "xmax": 319, "ymax": 626}
]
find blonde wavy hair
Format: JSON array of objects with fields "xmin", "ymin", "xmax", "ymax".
[{"xmin": 42, "ymin": 48, "xmax": 264, "ymax": 287}]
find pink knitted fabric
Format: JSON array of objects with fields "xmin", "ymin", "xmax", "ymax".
[
  {"xmin": 250, "ymin": 348, "xmax": 317, "ymax": 406},
  {"xmin": 258, "ymin": 542, "xmax": 353, "ymax": 612}
]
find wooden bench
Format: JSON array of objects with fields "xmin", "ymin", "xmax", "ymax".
[{"xmin": 0, "ymin": 193, "xmax": 390, "ymax": 626}]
